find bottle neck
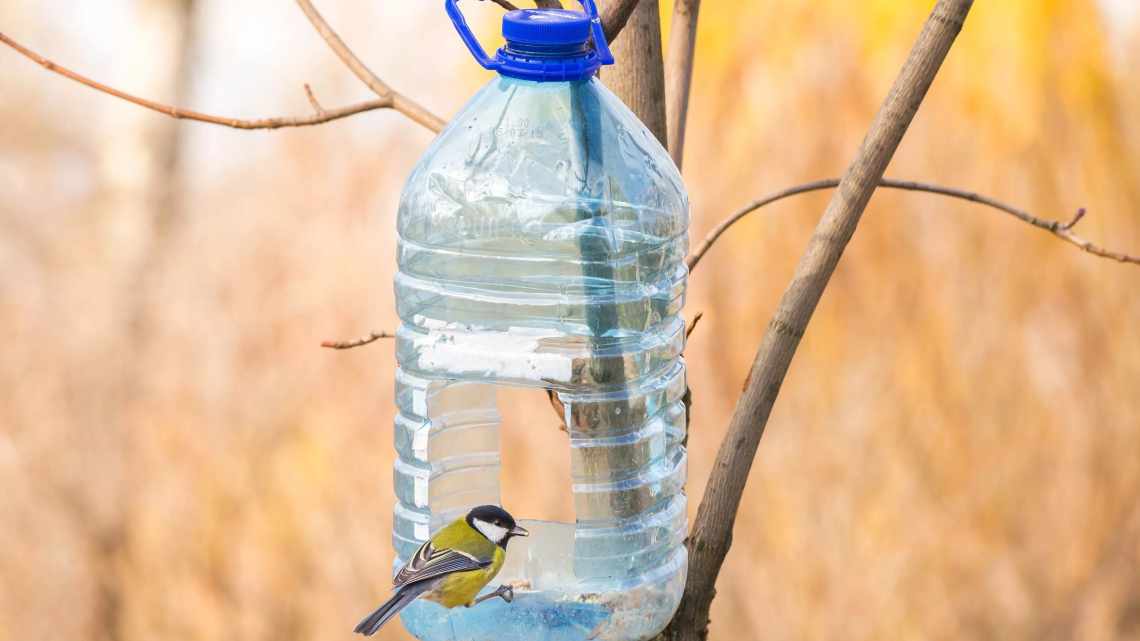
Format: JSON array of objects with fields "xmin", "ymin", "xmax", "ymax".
[
  {"xmin": 495, "ymin": 39, "xmax": 601, "ymax": 82},
  {"xmin": 503, "ymin": 41, "xmax": 589, "ymax": 58}
]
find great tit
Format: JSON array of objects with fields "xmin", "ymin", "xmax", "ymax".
[{"xmin": 353, "ymin": 505, "xmax": 529, "ymax": 636}]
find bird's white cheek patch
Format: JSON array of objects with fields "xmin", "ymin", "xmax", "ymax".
[{"xmin": 473, "ymin": 519, "xmax": 509, "ymax": 544}]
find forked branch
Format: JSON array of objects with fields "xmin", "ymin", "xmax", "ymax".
[
  {"xmin": 293, "ymin": 0, "xmax": 445, "ymax": 132},
  {"xmin": 686, "ymin": 178, "xmax": 1140, "ymax": 272},
  {"xmin": 0, "ymin": 32, "xmax": 393, "ymax": 130},
  {"xmin": 1, "ymin": 0, "xmax": 450, "ymax": 134},
  {"xmin": 4, "ymin": 1, "xmax": 643, "ymax": 135}
]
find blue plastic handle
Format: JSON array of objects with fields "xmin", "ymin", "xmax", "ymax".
[
  {"xmin": 445, "ymin": 0, "xmax": 501, "ymax": 70},
  {"xmin": 579, "ymin": 0, "xmax": 615, "ymax": 65},
  {"xmin": 444, "ymin": 0, "xmax": 615, "ymax": 69}
]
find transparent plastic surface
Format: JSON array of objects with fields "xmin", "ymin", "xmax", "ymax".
[{"xmin": 392, "ymin": 76, "xmax": 689, "ymax": 641}]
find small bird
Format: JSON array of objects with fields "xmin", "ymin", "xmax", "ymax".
[{"xmin": 353, "ymin": 505, "xmax": 529, "ymax": 636}]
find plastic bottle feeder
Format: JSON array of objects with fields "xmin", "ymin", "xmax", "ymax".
[{"xmin": 390, "ymin": 3, "xmax": 690, "ymax": 640}]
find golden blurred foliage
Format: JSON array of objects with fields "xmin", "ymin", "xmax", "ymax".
[{"xmin": 1, "ymin": 2, "xmax": 1138, "ymax": 641}]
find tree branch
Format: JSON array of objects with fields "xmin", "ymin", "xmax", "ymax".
[
  {"xmin": 0, "ymin": 32, "xmax": 401, "ymax": 130},
  {"xmin": 662, "ymin": 2, "xmax": 976, "ymax": 640},
  {"xmin": 601, "ymin": 0, "xmax": 642, "ymax": 44},
  {"xmin": 686, "ymin": 179, "xmax": 1139, "ymax": 272},
  {"xmin": 293, "ymin": 0, "xmax": 446, "ymax": 133},
  {"xmin": 320, "ymin": 331, "xmax": 394, "ymax": 350},
  {"xmin": 664, "ymin": 0, "xmax": 701, "ymax": 168},
  {"xmin": 684, "ymin": 311, "xmax": 704, "ymax": 341}
]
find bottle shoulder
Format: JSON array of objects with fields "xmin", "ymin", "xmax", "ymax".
[{"xmin": 397, "ymin": 77, "xmax": 688, "ymax": 252}]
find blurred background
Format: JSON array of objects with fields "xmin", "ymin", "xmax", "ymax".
[{"xmin": 2, "ymin": 1, "xmax": 1139, "ymax": 640}]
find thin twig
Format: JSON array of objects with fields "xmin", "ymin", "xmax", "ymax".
[
  {"xmin": 1060, "ymin": 207, "xmax": 1086, "ymax": 231},
  {"xmin": 663, "ymin": 3, "xmax": 976, "ymax": 641},
  {"xmin": 320, "ymin": 331, "xmax": 394, "ymax": 350},
  {"xmin": 684, "ymin": 311, "xmax": 704, "ymax": 341},
  {"xmin": 0, "ymin": 32, "xmax": 397, "ymax": 130},
  {"xmin": 293, "ymin": 0, "xmax": 446, "ymax": 133},
  {"xmin": 686, "ymin": 178, "xmax": 1139, "ymax": 272},
  {"xmin": 303, "ymin": 83, "xmax": 326, "ymax": 115},
  {"xmin": 665, "ymin": 0, "xmax": 701, "ymax": 168}
]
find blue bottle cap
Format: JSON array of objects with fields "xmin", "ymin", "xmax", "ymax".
[
  {"xmin": 502, "ymin": 10, "xmax": 591, "ymax": 47},
  {"xmin": 445, "ymin": 0, "xmax": 616, "ymax": 82}
]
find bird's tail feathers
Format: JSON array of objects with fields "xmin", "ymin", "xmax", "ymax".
[{"xmin": 353, "ymin": 583, "xmax": 430, "ymax": 636}]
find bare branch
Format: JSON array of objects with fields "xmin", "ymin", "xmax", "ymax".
[
  {"xmin": 294, "ymin": 0, "xmax": 446, "ymax": 133},
  {"xmin": 665, "ymin": 0, "xmax": 701, "ymax": 168},
  {"xmin": 686, "ymin": 179, "xmax": 1139, "ymax": 272},
  {"xmin": 320, "ymin": 331, "xmax": 394, "ymax": 350},
  {"xmin": 0, "ymin": 32, "xmax": 402, "ymax": 130},
  {"xmin": 601, "ymin": 0, "xmax": 642, "ymax": 44},
  {"xmin": 663, "ymin": 3, "xmax": 976, "ymax": 641},
  {"xmin": 6, "ymin": 2, "xmax": 446, "ymax": 134}
]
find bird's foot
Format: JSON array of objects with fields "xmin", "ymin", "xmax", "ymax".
[{"xmin": 472, "ymin": 584, "xmax": 514, "ymax": 606}]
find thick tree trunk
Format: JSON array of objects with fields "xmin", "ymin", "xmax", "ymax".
[{"xmin": 599, "ymin": 0, "xmax": 666, "ymax": 146}]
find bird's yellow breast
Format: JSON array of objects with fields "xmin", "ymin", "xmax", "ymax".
[{"xmin": 423, "ymin": 546, "xmax": 505, "ymax": 608}]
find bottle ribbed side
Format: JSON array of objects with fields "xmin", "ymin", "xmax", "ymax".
[
  {"xmin": 561, "ymin": 360, "xmax": 687, "ymax": 579},
  {"xmin": 391, "ymin": 370, "xmax": 503, "ymax": 560}
]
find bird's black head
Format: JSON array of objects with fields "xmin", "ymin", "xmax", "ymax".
[{"xmin": 466, "ymin": 505, "xmax": 529, "ymax": 548}]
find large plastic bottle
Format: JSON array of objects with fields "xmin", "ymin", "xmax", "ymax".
[{"xmin": 391, "ymin": 3, "xmax": 689, "ymax": 640}]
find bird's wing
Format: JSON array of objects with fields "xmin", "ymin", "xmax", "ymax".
[{"xmin": 392, "ymin": 539, "xmax": 491, "ymax": 589}]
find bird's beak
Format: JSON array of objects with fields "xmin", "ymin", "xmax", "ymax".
[{"xmin": 510, "ymin": 525, "xmax": 529, "ymax": 538}]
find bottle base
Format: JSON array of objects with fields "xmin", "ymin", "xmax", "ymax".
[{"xmin": 398, "ymin": 534, "xmax": 686, "ymax": 641}]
